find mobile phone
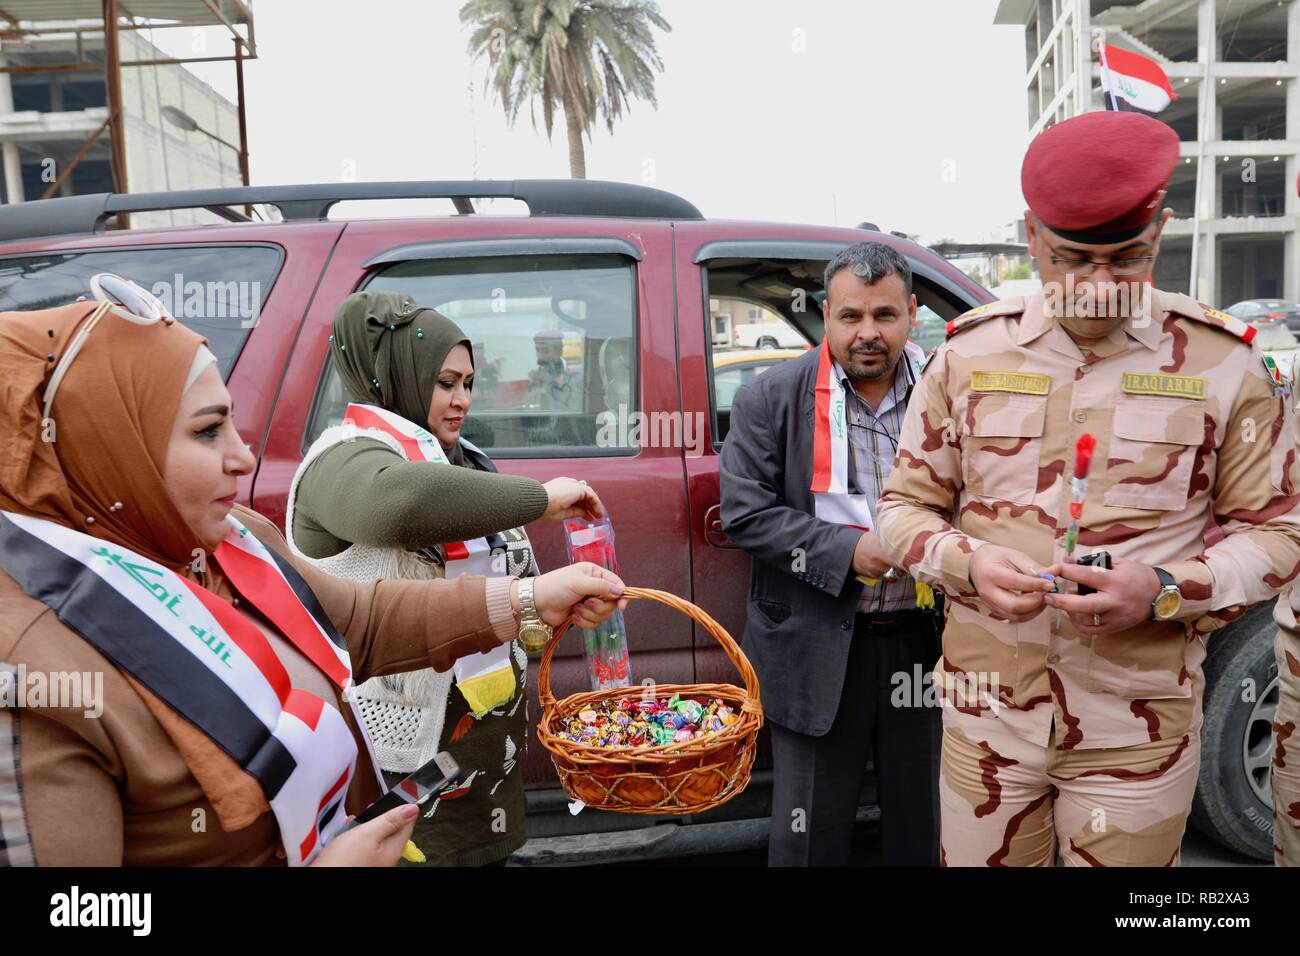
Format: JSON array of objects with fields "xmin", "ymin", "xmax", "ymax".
[
  {"xmin": 1075, "ymin": 551, "xmax": 1111, "ymax": 596},
  {"xmin": 346, "ymin": 750, "xmax": 460, "ymax": 828}
]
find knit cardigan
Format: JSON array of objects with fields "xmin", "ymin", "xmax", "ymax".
[{"xmin": 287, "ymin": 422, "xmax": 458, "ymax": 772}]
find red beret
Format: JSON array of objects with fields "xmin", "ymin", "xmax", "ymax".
[{"xmin": 1022, "ymin": 111, "xmax": 1179, "ymax": 244}]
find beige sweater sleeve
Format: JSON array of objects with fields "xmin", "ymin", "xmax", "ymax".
[{"xmin": 235, "ymin": 507, "xmax": 516, "ymax": 680}]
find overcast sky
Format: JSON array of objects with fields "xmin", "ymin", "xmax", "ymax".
[{"xmin": 156, "ymin": 0, "xmax": 1030, "ymax": 242}]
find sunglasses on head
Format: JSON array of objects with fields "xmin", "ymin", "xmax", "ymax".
[{"xmin": 42, "ymin": 273, "xmax": 175, "ymax": 423}]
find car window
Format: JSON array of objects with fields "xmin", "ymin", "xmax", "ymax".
[
  {"xmin": 0, "ymin": 245, "xmax": 283, "ymax": 379},
  {"xmin": 703, "ymin": 256, "xmax": 967, "ymax": 445},
  {"xmin": 714, "ymin": 361, "xmax": 780, "ymax": 410},
  {"xmin": 304, "ymin": 253, "xmax": 637, "ymax": 456},
  {"xmin": 912, "ymin": 305, "xmax": 946, "ymax": 354}
]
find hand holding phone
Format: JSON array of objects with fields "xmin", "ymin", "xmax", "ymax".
[
  {"xmin": 1074, "ymin": 551, "xmax": 1111, "ymax": 596},
  {"xmin": 345, "ymin": 751, "xmax": 460, "ymax": 829}
]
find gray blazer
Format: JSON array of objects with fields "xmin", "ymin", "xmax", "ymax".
[{"xmin": 720, "ymin": 348, "xmax": 875, "ymax": 736}]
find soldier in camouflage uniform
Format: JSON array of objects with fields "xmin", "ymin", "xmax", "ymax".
[
  {"xmin": 876, "ymin": 111, "xmax": 1300, "ymax": 866},
  {"xmin": 1271, "ymin": 171, "xmax": 1300, "ymax": 866},
  {"xmin": 1271, "ymin": 591, "xmax": 1300, "ymax": 864}
]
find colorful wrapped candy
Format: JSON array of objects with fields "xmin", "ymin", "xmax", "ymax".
[{"xmin": 554, "ymin": 694, "xmax": 737, "ymax": 749}]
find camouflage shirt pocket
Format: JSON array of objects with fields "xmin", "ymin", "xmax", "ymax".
[
  {"xmin": 1102, "ymin": 399, "xmax": 1205, "ymax": 512},
  {"xmin": 962, "ymin": 393, "xmax": 1047, "ymax": 504},
  {"xmin": 1086, "ymin": 623, "xmax": 1194, "ymax": 701}
]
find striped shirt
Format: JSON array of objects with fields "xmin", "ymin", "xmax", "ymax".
[{"xmin": 831, "ymin": 354, "xmax": 917, "ymax": 614}]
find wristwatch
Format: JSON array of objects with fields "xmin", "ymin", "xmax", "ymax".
[
  {"xmin": 1150, "ymin": 567, "xmax": 1182, "ymax": 621},
  {"xmin": 516, "ymin": 577, "xmax": 554, "ymax": 654}
]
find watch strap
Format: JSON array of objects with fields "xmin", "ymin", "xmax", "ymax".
[{"xmin": 518, "ymin": 576, "xmax": 541, "ymax": 623}]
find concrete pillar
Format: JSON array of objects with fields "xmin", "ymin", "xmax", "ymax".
[
  {"xmin": 1285, "ymin": 0, "xmax": 1300, "ymax": 301},
  {"xmin": 1194, "ymin": 0, "xmax": 1218, "ymax": 303},
  {"xmin": 0, "ymin": 50, "xmax": 23, "ymax": 204},
  {"xmin": 1075, "ymin": 0, "xmax": 1092, "ymax": 114}
]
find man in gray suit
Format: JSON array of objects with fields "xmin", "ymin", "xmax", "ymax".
[{"xmin": 720, "ymin": 241, "xmax": 941, "ymax": 866}]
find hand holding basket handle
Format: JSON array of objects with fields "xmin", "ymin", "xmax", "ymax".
[{"xmin": 521, "ymin": 562, "xmax": 628, "ymax": 630}]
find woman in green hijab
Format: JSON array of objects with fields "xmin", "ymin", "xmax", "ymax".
[{"xmin": 287, "ymin": 289, "xmax": 603, "ymax": 866}]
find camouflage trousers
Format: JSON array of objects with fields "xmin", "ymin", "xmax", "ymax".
[
  {"xmin": 939, "ymin": 720, "xmax": 1198, "ymax": 866},
  {"xmin": 1275, "ymin": 630, "xmax": 1300, "ymax": 866}
]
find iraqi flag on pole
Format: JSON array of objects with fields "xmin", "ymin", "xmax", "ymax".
[{"xmin": 1099, "ymin": 43, "xmax": 1177, "ymax": 115}]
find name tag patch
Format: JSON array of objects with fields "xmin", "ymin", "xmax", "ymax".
[
  {"xmin": 970, "ymin": 371, "xmax": 1051, "ymax": 395},
  {"xmin": 1121, "ymin": 372, "xmax": 1207, "ymax": 400}
]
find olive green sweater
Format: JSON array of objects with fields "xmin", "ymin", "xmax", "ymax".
[
  {"xmin": 291, "ymin": 437, "xmax": 550, "ymax": 559},
  {"xmin": 292, "ymin": 436, "xmax": 548, "ymax": 866}
]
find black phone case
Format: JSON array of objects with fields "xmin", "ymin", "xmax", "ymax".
[{"xmin": 1075, "ymin": 551, "xmax": 1111, "ymax": 596}]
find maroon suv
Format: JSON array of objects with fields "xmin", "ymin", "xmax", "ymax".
[{"xmin": 0, "ymin": 180, "xmax": 1276, "ymax": 862}]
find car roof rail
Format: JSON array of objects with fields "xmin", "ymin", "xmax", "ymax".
[{"xmin": 0, "ymin": 180, "xmax": 704, "ymax": 243}]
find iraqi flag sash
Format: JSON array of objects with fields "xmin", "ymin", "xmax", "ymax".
[
  {"xmin": 810, "ymin": 339, "xmax": 926, "ymax": 531},
  {"xmin": 0, "ymin": 510, "xmax": 359, "ymax": 866},
  {"xmin": 342, "ymin": 404, "xmax": 517, "ymax": 717}
]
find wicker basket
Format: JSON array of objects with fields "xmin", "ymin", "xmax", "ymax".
[{"xmin": 536, "ymin": 587, "xmax": 763, "ymax": 815}]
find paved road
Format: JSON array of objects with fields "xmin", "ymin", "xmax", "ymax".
[{"xmin": 618, "ymin": 821, "xmax": 1265, "ymax": 867}]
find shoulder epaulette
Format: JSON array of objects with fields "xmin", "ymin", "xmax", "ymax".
[
  {"xmin": 1163, "ymin": 292, "xmax": 1286, "ymax": 391},
  {"xmin": 1162, "ymin": 293, "xmax": 1259, "ymax": 345},
  {"xmin": 945, "ymin": 297, "xmax": 1025, "ymax": 337}
]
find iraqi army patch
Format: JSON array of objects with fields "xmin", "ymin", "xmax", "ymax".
[
  {"xmin": 1120, "ymin": 372, "xmax": 1207, "ymax": 400},
  {"xmin": 971, "ymin": 371, "xmax": 1051, "ymax": 395}
]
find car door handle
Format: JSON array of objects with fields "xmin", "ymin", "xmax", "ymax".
[{"xmin": 704, "ymin": 504, "xmax": 737, "ymax": 549}]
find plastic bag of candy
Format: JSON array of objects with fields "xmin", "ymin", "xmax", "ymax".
[{"xmin": 563, "ymin": 515, "xmax": 632, "ymax": 691}]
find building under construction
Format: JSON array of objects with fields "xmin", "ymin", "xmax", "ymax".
[
  {"xmin": 995, "ymin": 0, "xmax": 1299, "ymax": 307},
  {"xmin": 0, "ymin": 1, "xmax": 254, "ymax": 228}
]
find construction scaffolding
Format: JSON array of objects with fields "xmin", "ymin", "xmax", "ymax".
[{"xmin": 0, "ymin": 1, "xmax": 255, "ymax": 226}]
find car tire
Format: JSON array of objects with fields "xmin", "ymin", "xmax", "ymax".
[
  {"xmin": 757, "ymin": 336, "xmax": 777, "ymax": 350},
  {"xmin": 1189, "ymin": 598, "xmax": 1279, "ymax": 862}
]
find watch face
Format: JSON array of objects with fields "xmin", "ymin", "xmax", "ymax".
[
  {"xmin": 519, "ymin": 623, "xmax": 553, "ymax": 653},
  {"xmin": 1153, "ymin": 589, "xmax": 1182, "ymax": 620}
]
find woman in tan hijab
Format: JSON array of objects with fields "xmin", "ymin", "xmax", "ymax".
[{"xmin": 0, "ymin": 283, "xmax": 625, "ymax": 866}]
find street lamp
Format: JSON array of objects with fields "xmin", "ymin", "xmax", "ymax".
[
  {"xmin": 162, "ymin": 105, "xmax": 240, "ymax": 155},
  {"xmin": 162, "ymin": 104, "xmax": 249, "ymax": 187}
]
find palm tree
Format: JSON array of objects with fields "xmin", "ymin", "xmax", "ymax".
[{"xmin": 461, "ymin": 0, "xmax": 670, "ymax": 179}]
